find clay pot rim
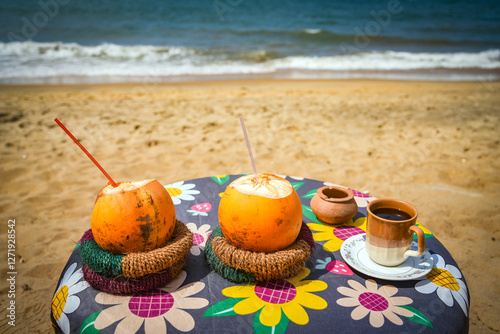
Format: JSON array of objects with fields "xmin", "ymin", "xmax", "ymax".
[
  {"xmin": 317, "ymin": 186, "xmax": 354, "ymax": 203},
  {"xmin": 366, "ymin": 198, "xmax": 418, "ymax": 223}
]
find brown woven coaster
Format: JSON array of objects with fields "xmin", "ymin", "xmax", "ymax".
[
  {"xmin": 121, "ymin": 220, "xmax": 193, "ymax": 278},
  {"xmin": 209, "ymin": 222, "xmax": 313, "ymax": 282}
]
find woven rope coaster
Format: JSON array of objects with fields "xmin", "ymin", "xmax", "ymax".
[
  {"xmin": 80, "ymin": 220, "xmax": 192, "ymax": 279},
  {"xmin": 205, "ymin": 222, "xmax": 314, "ymax": 283},
  {"xmin": 81, "ymin": 256, "xmax": 185, "ymax": 295}
]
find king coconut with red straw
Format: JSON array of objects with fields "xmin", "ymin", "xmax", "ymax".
[{"xmin": 54, "ymin": 118, "xmax": 176, "ymax": 254}]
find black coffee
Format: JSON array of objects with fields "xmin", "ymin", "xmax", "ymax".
[{"xmin": 372, "ymin": 207, "xmax": 412, "ymax": 221}]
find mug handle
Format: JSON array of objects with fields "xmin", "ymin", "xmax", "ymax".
[{"xmin": 404, "ymin": 225, "xmax": 426, "ymax": 258}]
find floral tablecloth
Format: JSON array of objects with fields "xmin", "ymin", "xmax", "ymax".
[{"xmin": 51, "ymin": 175, "xmax": 469, "ymax": 333}]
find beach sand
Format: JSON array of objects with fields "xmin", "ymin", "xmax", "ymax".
[{"xmin": 1, "ymin": 79, "xmax": 499, "ymax": 333}]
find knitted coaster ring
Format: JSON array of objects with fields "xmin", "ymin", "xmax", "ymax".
[
  {"xmin": 205, "ymin": 222, "xmax": 314, "ymax": 283},
  {"xmin": 82, "ymin": 258, "xmax": 185, "ymax": 295},
  {"xmin": 80, "ymin": 220, "xmax": 192, "ymax": 279}
]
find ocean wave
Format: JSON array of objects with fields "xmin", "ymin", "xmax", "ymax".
[
  {"xmin": 277, "ymin": 50, "xmax": 500, "ymax": 70},
  {"xmin": 0, "ymin": 41, "xmax": 499, "ymax": 82},
  {"xmin": 0, "ymin": 41, "xmax": 197, "ymax": 61}
]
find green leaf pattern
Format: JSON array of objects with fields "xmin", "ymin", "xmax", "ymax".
[{"xmin": 398, "ymin": 305, "xmax": 434, "ymax": 328}]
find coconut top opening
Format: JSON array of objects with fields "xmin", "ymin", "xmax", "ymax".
[
  {"xmin": 229, "ymin": 173, "xmax": 293, "ymax": 199},
  {"xmin": 99, "ymin": 179, "xmax": 155, "ymax": 196}
]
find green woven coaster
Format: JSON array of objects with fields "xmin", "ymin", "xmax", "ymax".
[{"xmin": 205, "ymin": 226, "xmax": 256, "ymax": 283}]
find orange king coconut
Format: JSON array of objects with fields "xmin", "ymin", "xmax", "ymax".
[
  {"xmin": 218, "ymin": 173, "xmax": 303, "ymax": 253},
  {"xmin": 91, "ymin": 179, "xmax": 176, "ymax": 254}
]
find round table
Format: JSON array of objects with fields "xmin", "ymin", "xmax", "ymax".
[{"xmin": 51, "ymin": 175, "xmax": 469, "ymax": 333}]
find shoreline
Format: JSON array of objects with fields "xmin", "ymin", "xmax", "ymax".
[
  {"xmin": 1, "ymin": 76, "xmax": 499, "ymax": 91},
  {"xmin": 1, "ymin": 68, "xmax": 500, "ymax": 86},
  {"xmin": 1, "ymin": 79, "xmax": 499, "ymax": 333}
]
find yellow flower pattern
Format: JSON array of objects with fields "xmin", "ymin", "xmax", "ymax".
[
  {"xmin": 216, "ymin": 268, "xmax": 327, "ymax": 328},
  {"xmin": 308, "ymin": 217, "xmax": 367, "ymax": 252}
]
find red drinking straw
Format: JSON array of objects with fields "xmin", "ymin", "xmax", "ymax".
[{"xmin": 54, "ymin": 118, "xmax": 118, "ymax": 187}]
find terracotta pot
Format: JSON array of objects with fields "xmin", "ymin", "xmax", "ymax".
[{"xmin": 310, "ymin": 186, "xmax": 358, "ymax": 224}]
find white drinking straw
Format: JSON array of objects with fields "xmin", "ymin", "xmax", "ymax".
[{"xmin": 239, "ymin": 116, "xmax": 259, "ymax": 183}]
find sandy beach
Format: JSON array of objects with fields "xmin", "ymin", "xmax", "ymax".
[{"xmin": 0, "ymin": 79, "xmax": 499, "ymax": 333}]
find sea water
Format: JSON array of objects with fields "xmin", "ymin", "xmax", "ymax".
[{"xmin": 1, "ymin": 0, "xmax": 499, "ymax": 84}]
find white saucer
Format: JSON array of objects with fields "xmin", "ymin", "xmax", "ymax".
[{"xmin": 340, "ymin": 234, "xmax": 434, "ymax": 281}]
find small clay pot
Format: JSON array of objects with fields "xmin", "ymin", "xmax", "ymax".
[{"xmin": 310, "ymin": 186, "xmax": 358, "ymax": 224}]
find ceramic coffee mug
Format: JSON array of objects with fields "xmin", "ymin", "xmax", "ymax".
[{"xmin": 366, "ymin": 198, "xmax": 425, "ymax": 266}]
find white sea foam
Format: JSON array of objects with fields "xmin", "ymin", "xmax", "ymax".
[
  {"xmin": 1, "ymin": 41, "xmax": 499, "ymax": 83},
  {"xmin": 303, "ymin": 29, "xmax": 322, "ymax": 34},
  {"xmin": 276, "ymin": 50, "xmax": 500, "ymax": 70}
]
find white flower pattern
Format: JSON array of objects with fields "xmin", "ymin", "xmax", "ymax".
[
  {"xmin": 186, "ymin": 223, "xmax": 212, "ymax": 256},
  {"xmin": 164, "ymin": 181, "xmax": 200, "ymax": 205},
  {"xmin": 337, "ymin": 279, "xmax": 413, "ymax": 328},
  {"xmin": 51, "ymin": 263, "xmax": 89, "ymax": 333},
  {"xmin": 94, "ymin": 271, "xmax": 209, "ymax": 333},
  {"xmin": 415, "ymin": 254, "xmax": 469, "ymax": 316}
]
